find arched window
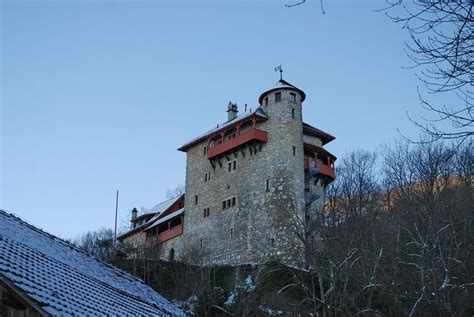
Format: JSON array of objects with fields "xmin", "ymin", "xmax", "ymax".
[{"xmin": 169, "ymin": 248, "xmax": 175, "ymax": 261}]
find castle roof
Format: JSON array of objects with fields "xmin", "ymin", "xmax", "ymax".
[
  {"xmin": 117, "ymin": 194, "xmax": 184, "ymax": 241},
  {"xmin": 0, "ymin": 210, "xmax": 184, "ymax": 316},
  {"xmin": 258, "ymin": 79, "xmax": 306, "ymax": 104},
  {"xmin": 303, "ymin": 122, "xmax": 335, "ymax": 145},
  {"xmin": 146, "ymin": 208, "xmax": 185, "ymax": 231},
  {"xmin": 178, "ymin": 107, "xmax": 268, "ymax": 152}
]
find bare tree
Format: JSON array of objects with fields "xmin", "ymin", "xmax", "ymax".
[
  {"xmin": 382, "ymin": 0, "xmax": 473, "ymax": 142},
  {"xmin": 166, "ymin": 184, "xmax": 185, "ymax": 199},
  {"xmin": 73, "ymin": 228, "xmax": 115, "ymax": 263}
]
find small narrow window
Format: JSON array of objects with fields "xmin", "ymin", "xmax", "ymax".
[
  {"xmin": 195, "ymin": 195, "xmax": 198, "ymax": 205},
  {"xmin": 232, "ymin": 197, "xmax": 236, "ymax": 206},
  {"xmin": 230, "ymin": 228, "xmax": 233, "ymax": 238},
  {"xmin": 264, "ymin": 97, "xmax": 268, "ymax": 106},
  {"xmin": 290, "ymin": 92, "xmax": 296, "ymax": 102},
  {"xmin": 266, "ymin": 179, "xmax": 269, "ymax": 191},
  {"xmin": 222, "ymin": 201, "xmax": 226, "ymax": 210},
  {"xmin": 169, "ymin": 248, "xmax": 175, "ymax": 261},
  {"xmin": 228, "ymin": 160, "xmax": 237, "ymax": 172},
  {"xmin": 203, "ymin": 208, "xmax": 210, "ymax": 218},
  {"xmin": 275, "ymin": 92, "xmax": 282, "ymax": 103},
  {"xmin": 292, "ymin": 108, "xmax": 295, "ymax": 119},
  {"xmin": 203, "ymin": 146, "xmax": 207, "ymax": 155},
  {"xmin": 292, "ymin": 146, "xmax": 296, "ymax": 156},
  {"xmin": 200, "ymin": 239, "xmax": 203, "ymax": 249}
]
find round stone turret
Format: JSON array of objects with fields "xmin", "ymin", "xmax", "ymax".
[{"xmin": 258, "ymin": 79, "xmax": 306, "ymax": 105}]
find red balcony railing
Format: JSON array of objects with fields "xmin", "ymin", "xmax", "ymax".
[
  {"xmin": 207, "ymin": 129, "xmax": 268, "ymax": 159},
  {"xmin": 146, "ymin": 224, "xmax": 183, "ymax": 246},
  {"xmin": 304, "ymin": 160, "xmax": 336, "ymax": 179}
]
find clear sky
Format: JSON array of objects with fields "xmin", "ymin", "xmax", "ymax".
[{"xmin": 1, "ymin": 0, "xmax": 442, "ymax": 239}]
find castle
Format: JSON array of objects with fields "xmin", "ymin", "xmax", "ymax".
[{"xmin": 118, "ymin": 78, "xmax": 336, "ymax": 266}]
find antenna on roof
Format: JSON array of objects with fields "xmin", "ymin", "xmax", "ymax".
[{"xmin": 274, "ymin": 65, "xmax": 283, "ymax": 80}]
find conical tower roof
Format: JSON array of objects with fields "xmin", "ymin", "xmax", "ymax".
[{"xmin": 258, "ymin": 79, "xmax": 306, "ymax": 104}]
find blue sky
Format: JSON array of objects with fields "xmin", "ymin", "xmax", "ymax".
[{"xmin": 1, "ymin": 0, "xmax": 439, "ymax": 239}]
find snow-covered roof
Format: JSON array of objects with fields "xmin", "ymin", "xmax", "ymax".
[
  {"xmin": 146, "ymin": 208, "xmax": 185, "ymax": 231},
  {"xmin": 258, "ymin": 79, "xmax": 306, "ymax": 104},
  {"xmin": 0, "ymin": 210, "xmax": 184, "ymax": 316},
  {"xmin": 178, "ymin": 107, "xmax": 268, "ymax": 152},
  {"xmin": 146, "ymin": 194, "xmax": 184, "ymax": 224},
  {"xmin": 149, "ymin": 195, "xmax": 183, "ymax": 216}
]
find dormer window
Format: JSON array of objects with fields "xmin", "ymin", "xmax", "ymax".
[
  {"xmin": 275, "ymin": 92, "xmax": 282, "ymax": 103},
  {"xmin": 264, "ymin": 97, "xmax": 269, "ymax": 106}
]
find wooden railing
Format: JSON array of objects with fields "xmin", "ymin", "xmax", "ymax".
[
  {"xmin": 304, "ymin": 160, "xmax": 336, "ymax": 179},
  {"xmin": 146, "ymin": 224, "xmax": 183, "ymax": 246},
  {"xmin": 207, "ymin": 129, "xmax": 268, "ymax": 159}
]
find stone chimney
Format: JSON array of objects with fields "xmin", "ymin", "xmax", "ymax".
[
  {"xmin": 227, "ymin": 101, "xmax": 238, "ymax": 121},
  {"xmin": 131, "ymin": 208, "xmax": 138, "ymax": 228}
]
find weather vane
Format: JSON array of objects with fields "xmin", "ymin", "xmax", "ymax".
[{"xmin": 274, "ymin": 65, "xmax": 283, "ymax": 80}]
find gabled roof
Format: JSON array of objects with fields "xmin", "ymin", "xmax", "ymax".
[
  {"xmin": 149, "ymin": 195, "xmax": 183, "ymax": 215},
  {"xmin": 0, "ymin": 210, "xmax": 184, "ymax": 316},
  {"xmin": 146, "ymin": 208, "xmax": 185, "ymax": 231},
  {"xmin": 117, "ymin": 194, "xmax": 185, "ymax": 241},
  {"xmin": 178, "ymin": 107, "xmax": 268, "ymax": 152},
  {"xmin": 258, "ymin": 79, "xmax": 306, "ymax": 104},
  {"xmin": 303, "ymin": 122, "xmax": 335, "ymax": 145}
]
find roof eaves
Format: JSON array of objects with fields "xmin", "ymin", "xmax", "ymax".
[
  {"xmin": 178, "ymin": 108, "xmax": 268, "ymax": 152},
  {"xmin": 0, "ymin": 276, "xmax": 52, "ymax": 317}
]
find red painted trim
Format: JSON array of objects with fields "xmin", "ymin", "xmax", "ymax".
[
  {"xmin": 177, "ymin": 114, "xmax": 268, "ymax": 152},
  {"xmin": 118, "ymin": 194, "xmax": 185, "ymax": 241},
  {"xmin": 146, "ymin": 224, "xmax": 183, "ymax": 246},
  {"xmin": 304, "ymin": 159, "xmax": 336, "ymax": 179},
  {"xmin": 207, "ymin": 128, "xmax": 268, "ymax": 159}
]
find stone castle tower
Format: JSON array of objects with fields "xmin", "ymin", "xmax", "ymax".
[{"xmin": 167, "ymin": 79, "xmax": 336, "ymax": 266}]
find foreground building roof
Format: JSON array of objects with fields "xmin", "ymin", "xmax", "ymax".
[{"xmin": 0, "ymin": 210, "xmax": 184, "ymax": 316}]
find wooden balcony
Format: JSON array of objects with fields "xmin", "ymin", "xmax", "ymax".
[
  {"xmin": 304, "ymin": 160, "xmax": 336, "ymax": 179},
  {"xmin": 207, "ymin": 129, "xmax": 268, "ymax": 159},
  {"xmin": 146, "ymin": 224, "xmax": 183, "ymax": 246}
]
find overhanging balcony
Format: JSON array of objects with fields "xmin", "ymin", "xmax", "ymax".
[
  {"xmin": 304, "ymin": 160, "xmax": 336, "ymax": 179},
  {"xmin": 207, "ymin": 128, "xmax": 268, "ymax": 159},
  {"xmin": 146, "ymin": 224, "xmax": 183, "ymax": 246}
]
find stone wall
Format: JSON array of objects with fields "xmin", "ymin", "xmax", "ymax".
[{"xmin": 175, "ymin": 87, "xmax": 316, "ymax": 267}]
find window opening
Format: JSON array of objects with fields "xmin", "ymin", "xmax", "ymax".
[
  {"xmin": 290, "ymin": 92, "xmax": 296, "ymax": 102},
  {"xmin": 275, "ymin": 92, "xmax": 282, "ymax": 103}
]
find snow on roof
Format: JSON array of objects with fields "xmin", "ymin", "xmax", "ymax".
[
  {"xmin": 0, "ymin": 210, "xmax": 184, "ymax": 316},
  {"xmin": 178, "ymin": 107, "xmax": 268, "ymax": 151},
  {"xmin": 258, "ymin": 79, "xmax": 306, "ymax": 104},
  {"xmin": 146, "ymin": 194, "xmax": 183, "ymax": 224},
  {"xmin": 146, "ymin": 208, "xmax": 185, "ymax": 231}
]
